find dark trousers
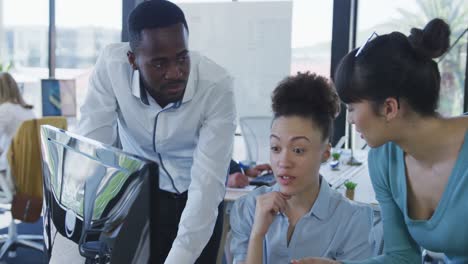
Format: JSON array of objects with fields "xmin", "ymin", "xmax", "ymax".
[{"xmin": 155, "ymin": 189, "xmax": 224, "ymax": 264}]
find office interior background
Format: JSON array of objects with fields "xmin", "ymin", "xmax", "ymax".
[{"xmin": 0, "ymin": 0, "xmax": 467, "ymax": 158}]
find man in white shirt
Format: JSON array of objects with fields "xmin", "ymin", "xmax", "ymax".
[{"xmin": 77, "ymin": 1, "xmax": 236, "ymax": 263}]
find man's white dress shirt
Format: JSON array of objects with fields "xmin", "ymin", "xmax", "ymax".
[{"xmin": 77, "ymin": 43, "xmax": 236, "ymax": 264}]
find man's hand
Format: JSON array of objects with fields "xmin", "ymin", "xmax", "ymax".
[
  {"xmin": 245, "ymin": 163, "xmax": 272, "ymax": 177},
  {"xmin": 291, "ymin": 258, "xmax": 340, "ymax": 264},
  {"xmin": 251, "ymin": 192, "xmax": 290, "ymax": 237},
  {"xmin": 227, "ymin": 172, "xmax": 249, "ymax": 188}
]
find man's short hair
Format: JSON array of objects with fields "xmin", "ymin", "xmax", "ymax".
[{"xmin": 128, "ymin": 0, "xmax": 188, "ymax": 51}]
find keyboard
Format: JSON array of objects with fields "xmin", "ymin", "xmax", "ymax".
[{"xmin": 249, "ymin": 173, "xmax": 276, "ymax": 186}]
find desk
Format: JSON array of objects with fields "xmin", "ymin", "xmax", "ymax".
[{"xmin": 324, "ymin": 150, "xmax": 377, "ymax": 205}]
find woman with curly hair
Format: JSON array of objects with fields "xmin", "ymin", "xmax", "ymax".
[{"xmin": 230, "ymin": 72, "xmax": 376, "ymax": 264}]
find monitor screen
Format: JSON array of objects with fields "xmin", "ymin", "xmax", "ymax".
[{"xmin": 40, "ymin": 125, "xmax": 158, "ymax": 263}]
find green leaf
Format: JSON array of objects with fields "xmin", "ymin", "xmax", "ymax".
[
  {"xmin": 331, "ymin": 152, "xmax": 341, "ymax": 161},
  {"xmin": 344, "ymin": 180, "xmax": 357, "ymax": 190}
]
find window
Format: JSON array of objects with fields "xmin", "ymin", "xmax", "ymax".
[
  {"xmin": 290, "ymin": 0, "xmax": 333, "ymax": 78},
  {"xmin": 55, "ymin": 0, "xmax": 121, "ymax": 70},
  {"xmin": 358, "ymin": 0, "xmax": 467, "ymax": 117},
  {"xmin": 352, "ymin": 0, "xmax": 468, "ymax": 149},
  {"xmin": 55, "ymin": 0, "xmax": 122, "ymax": 120},
  {"xmin": 1, "ymin": 0, "xmax": 49, "ymax": 74},
  {"xmin": 173, "ymin": 0, "xmax": 333, "ymax": 160},
  {"xmin": 174, "ymin": 0, "xmax": 333, "ymax": 77},
  {"xmin": 1, "ymin": 0, "xmax": 49, "ymax": 117}
]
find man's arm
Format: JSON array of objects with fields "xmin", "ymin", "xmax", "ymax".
[
  {"xmin": 164, "ymin": 77, "xmax": 236, "ymax": 263},
  {"xmin": 230, "ymin": 195, "xmax": 255, "ymax": 264},
  {"xmin": 76, "ymin": 46, "xmax": 118, "ymax": 145}
]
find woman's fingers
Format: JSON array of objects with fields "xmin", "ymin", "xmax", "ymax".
[{"xmin": 272, "ymin": 192, "xmax": 289, "ymax": 213}]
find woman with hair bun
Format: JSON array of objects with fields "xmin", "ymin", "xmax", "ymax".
[
  {"xmin": 230, "ymin": 72, "xmax": 376, "ymax": 264},
  {"xmin": 293, "ymin": 19, "xmax": 468, "ymax": 264}
]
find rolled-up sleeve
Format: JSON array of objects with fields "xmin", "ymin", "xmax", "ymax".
[
  {"xmin": 230, "ymin": 195, "xmax": 255, "ymax": 263},
  {"xmin": 76, "ymin": 46, "xmax": 118, "ymax": 145},
  {"xmin": 164, "ymin": 77, "xmax": 236, "ymax": 264}
]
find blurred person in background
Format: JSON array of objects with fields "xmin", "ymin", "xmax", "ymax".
[
  {"xmin": 0, "ymin": 72, "xmax": 35, "ymax": 188},
  {"xmin": 228, "ymin": 160, "xmax": 272, "ymax": 188}
]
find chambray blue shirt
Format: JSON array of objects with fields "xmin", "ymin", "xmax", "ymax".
[
  {"xmin": 230, "ymin": 178, "xmax": 376, "ymax": 264},
  {"xmin": 345, "ymin": 130, "xmax": 468, "ymax": 264}
]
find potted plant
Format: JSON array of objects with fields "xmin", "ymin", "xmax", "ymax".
[
  {"xmin": 329, "ymin": 151, "xmax": 341, "ymax": 170},
  {"xmin": 344, "ymin": 180, "xmax": 357, "ymax": 200}
]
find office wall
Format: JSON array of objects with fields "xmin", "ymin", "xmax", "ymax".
[{"xmin": 179, "ymin": 1, "xmax": 293, "ymax": 118}]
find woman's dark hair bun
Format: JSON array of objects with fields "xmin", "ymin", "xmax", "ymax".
[{"xmin": 408, "ymin": 18, "xmax": 450, "ymax": 59}]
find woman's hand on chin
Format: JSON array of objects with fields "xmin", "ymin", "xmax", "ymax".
[{"xmin": 251, "ymin": 191, "xmax": 291, "ymax": 237}]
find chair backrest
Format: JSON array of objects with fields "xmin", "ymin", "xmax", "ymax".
[
  {"xmin": 239, "ymin": 116, "xmax": 272, "ymax": 164},
  {"xmin": 7, "ymin": 116, "xmax": 67, "ymax": 198},
  {"xmin": 41, "ymin": 125, "xmax": 158, "ymax": 263}
]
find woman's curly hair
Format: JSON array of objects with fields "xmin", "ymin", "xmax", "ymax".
[{"xmin": 272, "ymin": 72, "xmax": 340, "ymax": 141}]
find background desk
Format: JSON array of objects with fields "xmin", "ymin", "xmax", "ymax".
[{"xmin": 225, "ymin": 149, "xmax": 376, "ymax": 204}]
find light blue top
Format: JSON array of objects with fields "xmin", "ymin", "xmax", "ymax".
[
  {"xmin": 230, "ymin": 179, "xmax": 376, "ymax": 264},
  {"xmin": 346, "ymin": 130, "xmax": 468, "ymax": 264}
]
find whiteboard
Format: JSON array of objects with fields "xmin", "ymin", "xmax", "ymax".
[{"xmin": 179, "ymin": 1, "xmax": 293, "ymax": 118}]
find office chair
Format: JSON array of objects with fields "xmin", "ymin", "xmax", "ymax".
[
  {"xmin": 0, "ymin": 117, "xmax": 67, "ymax": 258},
  {"xmin": 239, "ymin": 116, "xmax": 272, "ymax": 164}
]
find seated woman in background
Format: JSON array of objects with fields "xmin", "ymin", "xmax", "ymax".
[
  {"xmin": 0, "ymin": 72, "xmax": 35, "ymax": 175},
  {"xmin": 229, "ymin": 72, "xmax": 377, "ymax": 264},
  {"xmin": 228, "ymin": 160, "xmax": 272, "ymax": 188},
  {"xmin": 293, "ymin": 19, "xmax": 468, "ymax": 264}
]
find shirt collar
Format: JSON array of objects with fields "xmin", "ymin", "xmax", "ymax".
[
  {"xmin": 308, "ymin": 176, "xmax": 332, "ymax": 220},
  {"xmin": 130, "ymin": 69, "xmax": 149, "ymax": 105},
  {"xmin": 130, "ymin": 58, "xmax": 197, "ymax": 106},
  {"xmin": 182, "ymin": 65, "xmax": 196, "ymax": 104}
]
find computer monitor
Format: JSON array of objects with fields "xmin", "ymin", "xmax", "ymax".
[{"xmin": 40, "ymin": 125, "xmax": 159, "ymax": 263}]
